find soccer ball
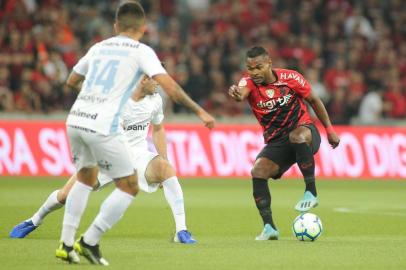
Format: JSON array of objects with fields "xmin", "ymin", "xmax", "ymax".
[{"xmin": 292, "ymin": 213, "xmax": 323, "ymax": 241}]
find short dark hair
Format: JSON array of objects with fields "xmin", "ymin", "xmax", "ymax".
[
  {"xmin": 115, "ymin": 1, "xmax": 145, "ymax": 32},
  {"xmin": 246, "ymin": 46, "xmax": 269, "ymax": 58}
]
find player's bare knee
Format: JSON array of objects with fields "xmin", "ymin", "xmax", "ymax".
[
  {"xmin": 77, "ymin": 167, "xmax": 98, "ymax": 186},
  {"xmin": 252, "ymin": 161, "xmax": 281, "ymax": 179},
  {"xmin": 160, "ymin": 160, "xmax": 176, "ymax": 180},
  {"xmin": 115, "ymin": 174, "xmax": 139, "ymax": 196},
  {"xmin": 268, "ymin": 167, "xmax": 281, "ymax": 179},
  {"xmin": 126, "ymin": 175, "xmax": 139, "ymax": 196},
  {"xmin": 251, "ymin": 166, "xmax": 270, "ymax": 179},
  {"xmin": 289, "ymin": 132, "xmax": 306, "ymax": 144}
]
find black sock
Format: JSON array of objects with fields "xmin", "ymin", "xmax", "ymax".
[
  {"xmin": 305, "ymin": 181, "xmax": 317, "ymax": 197},
  {"xmin": 252, "ymin": 178, "xmax": 276, "ymax": 229},
  {"xmin": 291, "ymin": 142, "xmax": 317, "ymax": 197}
]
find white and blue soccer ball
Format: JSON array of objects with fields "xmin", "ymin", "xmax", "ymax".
[{"xmin": 292, "ymin": 213, "xmax": 323, "ymax": 241}]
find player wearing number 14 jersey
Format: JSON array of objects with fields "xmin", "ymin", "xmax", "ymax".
[
  {"xmin": 58, "ymin": 1, "xmax": 214, "ymax": 265},
  {"xmin": 10, "ymin": 75, "xmax": 196, "ymax": 248},
  {"xmin": 229, "ymin": 46, "xmax": 340, "ymax": 241}
]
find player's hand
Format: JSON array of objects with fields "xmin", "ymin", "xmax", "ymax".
[
  {"xmin": 197, "ymin": 109, "xmax": 215, "ymax": 129},
  {"xmin": 327, "ymin": 131, "xmax": 340, "ymax": 149},
  {"xmin": 228, "ymin": 85, "xmax": 243, "ymax": 101}
]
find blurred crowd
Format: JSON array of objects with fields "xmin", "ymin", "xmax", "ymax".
[{"xmin": 0, "ymin": 0, "xmax": 405, "ymax": 124}]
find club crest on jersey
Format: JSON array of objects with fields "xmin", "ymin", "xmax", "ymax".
[
  {"xmin": 265, "ymin": 89, "xmax": 274, "ymax": 98},
  {"xmin": 238, "ymin": 78, "xmax": 247, "ymax": 87}
]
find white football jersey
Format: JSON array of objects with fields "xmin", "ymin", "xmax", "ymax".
[
  {"xmin": 66, "ymin": 35, "xmax": 166, "ymax": 135},
  {"xmin": 122, "ymin": 93, "xmax": 164, "ymax": 149}
]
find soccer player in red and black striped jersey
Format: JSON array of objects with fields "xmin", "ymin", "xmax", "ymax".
[{"xmin": 229, "ymin": 46, "xmax": 340, "ymax": 240}]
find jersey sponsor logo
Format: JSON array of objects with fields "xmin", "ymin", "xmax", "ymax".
[
  {"xmin": 103, "ymin": 41, "xmax": 120, "ymax": 47},
  {"xmin": 99, "ymin": 49, "xmax": 129, "ymax": 57},
  {"xmin": 273, "ymin": 81, "xmax": 288, "ymax": 86},
  {"xmin": 68, "ymin": 125, "xmax": 96, "ymax": 133},
  {"xmin": 121, "ymin": 42, "xmax": 140, "ymax": 48},
  {"xmin": 69, "ymin": 109, "xmax": 98, "ymax": 120},
  {"xmin": 103, "ymin": 41, "xmax": 140, "ymax": 49},
  {"xmin": 256, "ymin": 94, "xmax": 293, "ymax": 111},
  {"xmin": 77, "ymin": 94, "xmax": 108, "ymax": 104},
  {"xmin": 125, "ymin": 123, "xmax": 149, "ymax": 131},
  {"xmin": 279, "ymin": 73, "xmax": 305, "ymax": 87}
]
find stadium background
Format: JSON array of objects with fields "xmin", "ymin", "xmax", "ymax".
[{"xmin": 0, "ymin": 0, "xmax": 405, "ymax": 178}]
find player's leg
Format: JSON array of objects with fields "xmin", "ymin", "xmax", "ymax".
[
  {"xmin": 251, "ymin": 155, "xmax": 280, "ymax": 240},
  {"xmin": 75, "ymin": 173, "xmax": 136, "ymax": 266},
  {"xmin": 289, "ymin": 126, "xmax": 316, "ymax": 195},
  {"xmin": 289, "ymin": 124, "xmax": 321, "ymax": 212},
  {"xmin": 57, "ymin": 167, "xmax": 97, "ymax": 264},
  {"xmin": 9, "ymin": 174, "xmax": 78, "ymax": 238},
  {"xmin": 145, "ymin": 156, "xmax": 196, "ymax": 244},
  {"xmin": 57, "ymin": 127, "xmax": 98, "ymax": 264},
  {"xmin": 60, "ymin": 167, "xmax": 98, "ymax": 246},
  {"xmin": 74, "ymin": 133, "xmax": 138, "ymax": 266},
  {"xmin": 251, "ymin": 141, "xmax": 295, "ymax": 240}
]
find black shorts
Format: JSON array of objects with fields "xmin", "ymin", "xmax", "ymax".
[{"xmin": 256, "ymin": 124, "xmax": 321, "ymax": 179}]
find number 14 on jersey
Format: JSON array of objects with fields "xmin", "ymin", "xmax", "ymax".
[{"xmin": 84, "ymin": 59, "xmax": 120, "ymax": 93}]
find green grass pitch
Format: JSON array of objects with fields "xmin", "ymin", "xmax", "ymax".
[{"xmin": 0, "ymin": 177, "xmax": 405, "ymax": 270}]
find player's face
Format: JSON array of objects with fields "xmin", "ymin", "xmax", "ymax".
[
  {"xmin": 246, "ymin": 55, "xmax": 271, "ymax": 85},
  {"xmin": 142, "ymin": 77, "xmax": 159, "ymax": 95}
]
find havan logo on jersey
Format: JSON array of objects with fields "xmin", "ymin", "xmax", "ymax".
[
  {"xmin": 279, "ymin": 72, "xmax": 306, "ymax": 87},
  {"xmin": 125, "ymin": 123, "xmax": 149, "ymax": 131},
  {"xmin": 257, "ymin": 93, "xmax": 293, "ymax": 112}
]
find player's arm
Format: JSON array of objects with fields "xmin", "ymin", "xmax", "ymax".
[
  {"xmin": 151, "ymin": 123, "xmax": 168, "ymax": 160},
  {"xmin": 66, "ymin": 43, "xmax": 96, "ymax": 92},
  {"xmin": 66, "ymin": 71, "xmax": 85, "ymax": 92},
  {"xmin": 305, "ymin": 92, "xmax": 340, "ymax": 148},
  {"xmin": 152, "ymin": 73, "xmax": 215, "ymax": 129},
  {"xmin": 228, "ymin": 85, "xmax": 250, "ymax": 102}
]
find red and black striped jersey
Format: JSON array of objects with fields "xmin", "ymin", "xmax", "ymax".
[{"xmin": 239, "ymin": 68, "xmax": 313, "ymax": 143}]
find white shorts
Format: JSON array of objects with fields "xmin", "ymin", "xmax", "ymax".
[
  {"xmin": 67, "ymin": 126, "xmax": 135, "ymax": 179},
  {"xmin": 97, "ymin": 148, "xmax": 160, "ymax": 193}
]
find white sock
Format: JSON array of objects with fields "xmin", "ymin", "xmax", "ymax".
[
  {"xmin": 83, "ymin": 188, "xmax": 134, "ymax": 246},
  {"xmin": 30, "ymin": 190, "xmax": 63, "ymax": 226},
  {"xmin": 61, "ymin": 181, "xmax": 93, "ymax": 247},
  {"xmin": 162, "ymin": 176, "xmax": 187, "ymax": 232}
]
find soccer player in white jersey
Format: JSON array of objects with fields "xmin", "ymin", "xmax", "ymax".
[
  {"xmin": 53, "ymin": 1, "xmax": 215, "ymax": 265},
  {"xmin": 10, "ymin": 75, "xmax": 196, "ymax": 246}
]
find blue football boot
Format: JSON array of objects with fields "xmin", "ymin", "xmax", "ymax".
[
  {"xmin": 174, "ymin": 230, "xmax": 197, "ymax": 244},
  {"xmin": 295, "ymin": 191, "xmax": 319, "ymax": 212},
  {"xmin": 255, "ymin": 224, "xmax": 279, "ymax": 240},
  {"xmin": 9, "ymin": 220, "xmax": 38, "ymax": 238}
]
